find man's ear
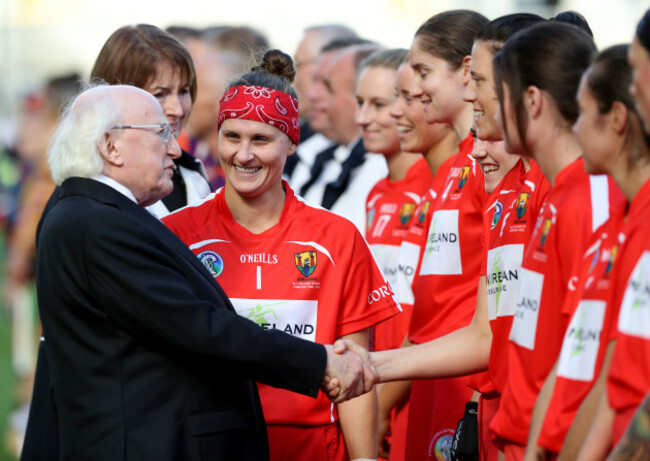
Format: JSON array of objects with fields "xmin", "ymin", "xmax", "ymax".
[
  {"xmin": 99, "ymin": 131, "xmax": 124, "ymax": 166},
  {"xmin": 287, "ymin": 142, "xmax": 298, "ymax": 157}
]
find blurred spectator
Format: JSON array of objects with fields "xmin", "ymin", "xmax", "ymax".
[
  {"xmin": 204, "ymin": 25, "xmax": 270, "ymax": 71},
  {"xmin": 183, "ymin": 51, "xmax": 241, "ymax": 189},
  {"xmin": 5, "ymin": 72, "xmax": 82, "ymax": 456},
  {"xmin": 293, "ymin": 25, "xmax": 358, "ymax": 121}
]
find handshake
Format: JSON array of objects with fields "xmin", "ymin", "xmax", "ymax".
[{"xmin": 322, "ymin": 340, "xmax": 377, "ymax": 403}]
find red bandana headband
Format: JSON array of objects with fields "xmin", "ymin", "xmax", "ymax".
[{"xmin": 218, "ymin": 85, "xmax": 300, "ymax": 144}]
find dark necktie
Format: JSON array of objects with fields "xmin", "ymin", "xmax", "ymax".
[
  {"xmin": 321, "ymin": 139, "xmax": 367, "ymax": 210},
  {"xmin": 161, "ymin": 166, "xmax": 187, "ymax": 211},
  {"xmin": 299, "ymin": 144, "xmax": 338, "ymax": 197}
]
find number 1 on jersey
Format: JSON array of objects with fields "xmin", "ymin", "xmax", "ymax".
[{"xmin": 257, "ymin": 265, "xmax": 261, "ymax": 290}]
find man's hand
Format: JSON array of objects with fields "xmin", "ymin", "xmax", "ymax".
[{"xmin": 322, "ymin": 343, "xmax": 376, "ymax": 403}]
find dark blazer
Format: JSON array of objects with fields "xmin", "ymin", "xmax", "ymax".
[{"xmin": 35, "ymin": 177, "xmax": 326, "ymax": 461}]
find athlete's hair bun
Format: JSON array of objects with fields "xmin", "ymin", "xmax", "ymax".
[{"xmin": 251, "ymin": 49, "xmax": 296, "ymax": 83}]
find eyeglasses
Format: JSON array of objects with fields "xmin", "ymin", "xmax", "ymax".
[{"xmin": 110, "ymin": 123, "xmax": 173, "ymax": 143}]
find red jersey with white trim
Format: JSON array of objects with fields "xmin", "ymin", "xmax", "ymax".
[
  {"xmin": 470, "ymin": 159, "xmax": 527, "ymax": 394},
  {"xmin": 393, "ymin": 155, "xmax": 456, "ymax": 311},
  {"xmin": 163, "ymin": 183, "xmax": 400, "ymax": 426},
  {"xmin": 485, "ymin": 160, "xmax": 549, "ymax": 395},
  {"xmin": 408, "ymin": 134, "xmax": 487, "ymax": 344},
  {"xmin": 608, "ymin": 179, "xmax": 650, "ymax": 444},
  {"xmin": 538, "ymin": 196, "xmax": 626, "ymax": 453},
  {"xmin": 490, "ymin": 158, "xmax": 624, "ymax": 445},
  {"xmin": 366, "ymin": 157, "xmax": 432, "ymax": 351}
]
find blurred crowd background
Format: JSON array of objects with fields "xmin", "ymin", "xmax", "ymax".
[{"xmin": 0, "ymin": 0, "xmax": 646, "ymax": 459}]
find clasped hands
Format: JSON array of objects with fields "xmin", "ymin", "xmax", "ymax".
[{"xmin": 322, "ymin": 339, "xmax": 375, "ymax": 403}]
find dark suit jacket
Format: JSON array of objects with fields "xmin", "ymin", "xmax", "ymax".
[{"xmin": 35, "ymin": 177, "xmax": 326, "ymax": 460}]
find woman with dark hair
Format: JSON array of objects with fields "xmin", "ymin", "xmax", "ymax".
[
  {"xmin": 629, "ymin": 8, "xmax": 650, "ymax": 132},
  {"xmin": 337, "ymin": 13, "xmax": 548, "ymax": 461},
  {"xmin": 397, "ymin": 9, "xmax": 490, "ymax": 460},
  {"xmin": 369, "ymin": 54, "xmax": 459, "ymax": 461},
  {"xmin": 574, "ymin": 15, "xmax": 650, "ymax": 458},
  {"xmin": 518, "ymin": 44, "xmax": 646, "ymax": 460},
  {"xmin": 485, "ymin": 22, "xmax": 625, "ymax": 460},
  {"xmin": 91, "ymin": 24, "xmax": 211, "ymax": 217},
  {"xmin": 163, "ymin": 49, "xmax": 399, "ymax": 461}
]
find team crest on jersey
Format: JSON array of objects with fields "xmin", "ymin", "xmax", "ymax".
[
  {"xmin": 491, "ymin": 201, "xmax": 503, "ymax": 230},
  {"xmin": 458, "ymin": 166, "xmax": 471, "ymax": 189},
  {"xmin": 540, "ymin": 218, "xmax": 552, "ymax": 246},
  {"xmin": 605, "ymin": 245, "xmax": 618, "ymax": 274},
  {"xmin": 418, "ymin": 201, "xmax": 431, "ymax": 225},
  {"xmin": 516, "ymin": 192, "xmax": 530, "ymax": 219},
  {"xmin": 400, "ymin": 203, "xmax": 416, "ymax": 226},
  {"xmin": 295, "ymin": 251, "xmax": 317, "ymax": 277},
  {"xmin": 198, "ymin": 251, "xmax": 224, "ymax": 278}
]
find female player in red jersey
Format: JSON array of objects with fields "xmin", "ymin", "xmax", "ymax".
[
  {"xmin": 163, "ymin": 50, "xmax": 400, "ymax": 461},
  {"xmin": 337, "ymin": 14, "xmax": 549, "ymax": 461},
  {"xmin": 377, "ymin": 54, "xmax": 460, "ymax": 461},
  {"xmin": 357, "ymin": 48, "xmax": 430, "ymax": 309},
  {"xmin": 573, "ymin": 14, "xmax": 650, "ymax": 459},
  {"xmin": 523, "ymin": 44, "xmax": 645, "ymax": 461},
  {"xmin": 356, "ymin": 48, "xmax": 433, "ymax": 461},
  {"xmin": 485, "ymin": 22, "xmax": 625, "ymax": 460},
  {"xmin": 401, "ymin": 10, "xmax": 490, "ymax": 461}
]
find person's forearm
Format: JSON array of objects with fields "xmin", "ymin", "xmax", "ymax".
[
  {"xmin": 371, "ymin": 323, "xmax": 491, "ymax": 382},
  {"xmin": 524, "ymin": 362, "xmax": 557, "ymax": 461},
  {"xmin": 608, "ymin": 391, "xmax": 650, "ymax": 460},
  {"xmin": 560, "ymin": 339, "xmax": 616, "ymax": 460},
  {"xmin": 576, "ymin": 391, "xmax": 614, "ymax": 461},
  {"xmin": 338, "ymin": 328, "xmax": 377, "ymax": 459},
  {"xmin": 339, "ymin": 389, "xmax": 378, "ymax": 459}
]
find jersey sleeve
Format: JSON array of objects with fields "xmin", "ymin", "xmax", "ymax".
[{"xmin": 335, "ymin": 227, "xmax": 401, "ymax": 338}]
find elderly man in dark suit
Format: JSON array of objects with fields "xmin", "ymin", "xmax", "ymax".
[{"xmin": 35, "ymin": 84, "xmax": 372, "ymax": 460}]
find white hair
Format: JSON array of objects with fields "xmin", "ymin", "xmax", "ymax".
[{"xmin": 48, "ymin": 83, "xmax": 122, "ymax": 185}]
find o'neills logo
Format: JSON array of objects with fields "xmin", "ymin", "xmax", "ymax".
[{"xmin": 240, "ymin": 253, "xmax": 278, "ymax": 264}]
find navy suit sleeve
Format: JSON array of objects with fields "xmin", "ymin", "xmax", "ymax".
[{"xmin": 79, "ymin": 206, "xmax": 326, "ymax": 397}]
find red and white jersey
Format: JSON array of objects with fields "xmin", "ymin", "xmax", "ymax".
[
  {"xmin": 366, "ymin": 157, "xmax": 432, "ymax": 353},
  {"xmin": 366, "ymin": 157, "xmax": 433, "ymax": 298},
  {"xmin": 408, "ymin": 134, "xmax": 488, "ymax": 344},
  {"xmin": 491, "ymin": 159, "xmax": 624, "ymax": 446},
  {"xmin": 485, "ymin": 160, "xmax": 549, "ymax": 395},
  {"xmin": 608, "ymin": 179, "xmax": 650, "ymax": 444},
  {"xmin": 393, "ymin": 155, "xmax": 456, "ymax": 311},
  {"xmin": 163, "ymin": 182, "xmax": 400, "ymax": 426},
  {"xmin": 538, "ymin": 198, "xmax": 626, "ymax": 453}
]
